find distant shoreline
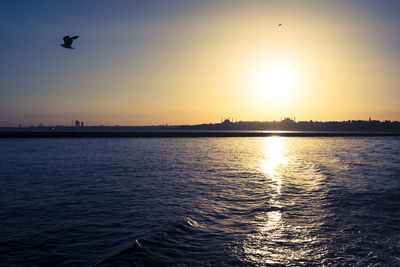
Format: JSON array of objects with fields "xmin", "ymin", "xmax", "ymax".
[
  {"xmin": 3, "ymin": 118, "xmax": 400, "ymax": 133},
  {"xmin": 1, "ymin": 131, "xmax": 400, "ymax": 138}
]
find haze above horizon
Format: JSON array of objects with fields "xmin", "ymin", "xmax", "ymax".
[{"xmin": 1, "ymin": 0, "xmax": 400, "ymax": 126}]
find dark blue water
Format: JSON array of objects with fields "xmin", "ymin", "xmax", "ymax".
[{"xmin": 1, "ymin": 137, "xmax": 399, "ymax": 266}]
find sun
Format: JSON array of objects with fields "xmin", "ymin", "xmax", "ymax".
[{"xmin": 251, "ymin": 63, "xmax": 297, "ymax": 102}]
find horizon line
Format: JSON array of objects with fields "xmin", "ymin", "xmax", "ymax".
[{"xmin": 1, "ymin": 117, "xmax": 400, "ymax": 128}]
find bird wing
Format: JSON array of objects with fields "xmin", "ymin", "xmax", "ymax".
[
  {"xmin": 63, "ymin": 36, "xmax": 70, "ymax": 42},
  {"xmin": 71, "ymin": 36, "xmax": 79, "ymax": 40}
]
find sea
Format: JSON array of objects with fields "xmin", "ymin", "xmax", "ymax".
[{"xmin": 0, "ymin": 137, "xmax": 399, "ymax": 266}]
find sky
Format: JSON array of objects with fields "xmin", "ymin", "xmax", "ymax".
[{"xmin": 1, "ymin": 0, "xmax": 400, "ymax": 126}]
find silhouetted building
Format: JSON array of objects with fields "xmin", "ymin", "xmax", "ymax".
[
  {"xmin": 80, "ymin": 122, "xmax": 84, "ymax": 127},
  {"xmin": 75, "ymin": 120, "xmax": 80, "ymax": 127}
]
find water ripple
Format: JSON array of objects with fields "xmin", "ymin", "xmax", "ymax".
[{"xmin": 0, "ymin": 137, "xmax": 399, "ymax": 266}]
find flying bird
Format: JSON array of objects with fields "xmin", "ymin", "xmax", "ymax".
[
  {"xmin": 61, "ymin": 35, "xmax": 79, "ymax": 49},
  {"xmin": 278, "ymin": 24, "xmax": 282, "ymax": 26}
]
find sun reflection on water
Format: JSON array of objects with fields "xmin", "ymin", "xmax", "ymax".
[
  {"xmin": 239, "ymin": 137, "xmax": 327, "ymax": 265},
  {"xmin": 260, "ymin": 136, "xmax": 288, "ymax": 195},
  {"xmin": 260, "ymin": 136, "xmax": 287, "ymax": 237},
  {"xmin": 241, "ymin": 137, "xmax": 290, "ymax": 263}
]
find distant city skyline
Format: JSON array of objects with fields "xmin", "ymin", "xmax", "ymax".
[
  {"xmin": 2, "ymin": 116, "xmax": 399, "ymax": 128},
  {"xmin": 2, "ymin": 0, "xmax": 400, "ymax": 126}
]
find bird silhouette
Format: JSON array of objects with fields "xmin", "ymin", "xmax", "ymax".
[
  {"xmin": 278, "ymin": 24, "xmax": 282, "ymax": 26},
  {"xmin": 61, "ymin": 35, "xmax": 79, "ymax": 49}
]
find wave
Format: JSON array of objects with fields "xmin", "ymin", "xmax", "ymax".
[{"xmin": 95, "ymin": 217, "xmax": 240, "ymax": 266}]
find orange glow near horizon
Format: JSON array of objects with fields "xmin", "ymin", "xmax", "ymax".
[
  {"xmin": 2, "ymin": 1, "xmax": 400, "ymax": 126},
  {"xmin": 83, "ymin": 4, "xmax": 399, "ymax": 125}
]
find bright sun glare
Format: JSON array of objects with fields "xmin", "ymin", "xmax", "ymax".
[{"xmin": 252, "ymin": 63, "xmax": 297, "ymax": 102}]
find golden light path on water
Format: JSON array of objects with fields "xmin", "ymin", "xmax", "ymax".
[
  {"xmin": 260, "ymin": 137, "xmax": 287, "ymax": 196},
  {"xmin": 242, "ymin": 137, "xmax": 326, "ymax": 265}
]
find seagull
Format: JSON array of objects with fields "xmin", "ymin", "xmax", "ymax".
[
  {"xmin": 61, "ymin": 35, "xmax": 79, "ymax": 49},
  {"xmin": 278, "ymin": 24, "xmax": 282, "ymax": 27}
]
